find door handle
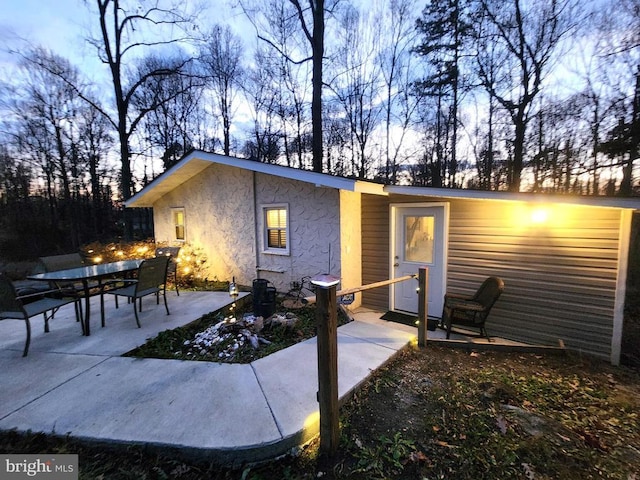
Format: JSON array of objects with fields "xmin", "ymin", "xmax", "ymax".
[{"xmin": 393, "ymin": 262, "xmax": 399, "ymax": 267}]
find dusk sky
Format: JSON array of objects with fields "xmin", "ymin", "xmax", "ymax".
[
  {"xmin": 1, "ymin": 0, "xmax": 89, "ymax": 62},
  {"xmin": 0, "ymin": 0, "xmax": 242, "ymax": 82}
]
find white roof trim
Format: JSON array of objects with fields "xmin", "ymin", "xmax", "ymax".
[
  {"xmin": 125, "ymin": 151, "xmax": 386, "ymax": 207},
  {"xmin": 385, "ymin": 185, "xmax": 640, "ymax": 210},
  {"xmin": 125, "ymin": 150, "xmax": 640, "ymax": 209}
]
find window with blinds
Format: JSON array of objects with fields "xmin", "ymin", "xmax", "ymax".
[{"xmin": 263, "ymin": 204, "xmax": 289, "ymax": 254}]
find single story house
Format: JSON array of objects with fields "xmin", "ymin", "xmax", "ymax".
[{"xmin": 126, "ymin": 150, "xmax": 640, "ymax": 365}]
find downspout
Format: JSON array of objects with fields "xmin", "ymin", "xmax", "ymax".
[{"xmin": 253, "ymin": 171, "xmax": 261, "ymax": 280}]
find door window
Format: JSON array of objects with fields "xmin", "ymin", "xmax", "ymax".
[{"xmin": 404, "ymin": 215, "xmax": 434, "ymax": 263}]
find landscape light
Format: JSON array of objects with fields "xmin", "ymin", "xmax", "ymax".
[
  {"xmin": 310, "ymin": 274, "xmax": 340, "ymax": 288},
  {"xmin": 229, "ymin": 277, "xmax": 239, "ymax": 299}
]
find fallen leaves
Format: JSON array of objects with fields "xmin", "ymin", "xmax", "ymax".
[
  {"xmin": 407, "ymin": 451, "xmax": 428, "ymax": 463},
  {"xmin": 496, "ymin": 414, "xmax": 509, "ymax": 435},
  {"xmin": 574, "ymin": 428, "xmax": 608, "ymax": 452},
  {"xmin": 338, "ymin": 346, "xmax": 640, "ymax": 479}
]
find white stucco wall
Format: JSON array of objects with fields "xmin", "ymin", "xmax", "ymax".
[
  {"xmin": 152, "ymin": 164, "xmax": 352, "ymax": 293},
  {"xmin": 152, "ymin": 163, "xmax": 257, "ymax": 285},
  {"xmin": 254, "ymin": 173, "xmax": 342, "ymax": 292}
]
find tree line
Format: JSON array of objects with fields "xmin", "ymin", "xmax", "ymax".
[{"xmin": 0, "ymin": 0, "xmax": 638, "ymax": 257}]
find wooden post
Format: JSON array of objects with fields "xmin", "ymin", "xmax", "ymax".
[
  {"xmin": 418, "ymin": 267, "xmax": 429, "ymax": 348},
  {"xmin": 315, "ymin": 283, "xmax": 339, "ymax": 456}
]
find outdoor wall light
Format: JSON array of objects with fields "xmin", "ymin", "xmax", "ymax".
[
  {"xmin": 311, "ymin": 273, "xmax": 340, "ymax": 288},
  {"xmin": 530, "ymin": 207, "xmax": 549, "ymax": 224}
]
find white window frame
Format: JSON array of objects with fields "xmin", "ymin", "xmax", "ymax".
[
  {"xmin": 171, "ymin": 207, "xmax": 186, "ymax": 242},
  {"xmin": 262, "ymin": 203, "xmax": 290, "ymax": 255}
]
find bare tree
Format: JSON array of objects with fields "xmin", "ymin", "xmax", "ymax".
[
  {"xmin": 135, "ymin": 53, "xmax": 206, "ymax": 170},
  {"xmin": 415, "ymin": 0, "xmax": 474, "ymax": 187},
  {"xmin": 76, "ymin": 103, "xmax": 115, "ymax": 237},
  {"xmin": 200, "ymin": 25, "xmax": 244, "ymax": 156},
  {"xmin": 242, "ymin": 0, "xmax": 329, "ymax": 173},
  {"xmin": 83, "ymin": 0, "xmax": 199, "ymax": 237},
  {"xmin": 328, "ymin": 4, "xmax": 383, "ymax": 178},
  {"xmin": 243, "ymin": 46, "xmax": 282, "ymax": 163},
  {"xmin": 596, "ymin": 0, "xmax": 640, "ymax": 195},
  {"xmin": 262, "ymin": 2, "xmax": 312, "ymax": 168},
  {"xmin": 2, "ymin": 47, "xmax": 118, "ymax": 245},
  {"xmin": 473, "ymin": 0, "xmax": 578, "ymax": 191},
  {"xmin": 377, "ymin": 0, "xmax": 420, "ymax": 184},
  {"xmin": 290, "ymin": 0, "xmax": 325, "ymax": 173},
  {"xmin": 7, "ymin": 49, "xmax": 84, "ymax": 243}
]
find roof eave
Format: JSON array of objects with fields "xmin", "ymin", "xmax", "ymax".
[
  {"xmin": 384, "ymin": 185, "xmax": 640, "ymax": 210},
  {"xmin": 125, "ymin": 151, "xmax": 387, "ymax": 207}
]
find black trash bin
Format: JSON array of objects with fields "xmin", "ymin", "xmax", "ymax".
[
  {"xmin": 427, "ymin": 318, "xmax": 439, "ymax": 331},
  {"xmin": 261, "ymin": 286, "xmax": 277, "ymax": 318},
  {"xmin": 252, "ymin": 279, "xmax": 276, "ymax": 318}
]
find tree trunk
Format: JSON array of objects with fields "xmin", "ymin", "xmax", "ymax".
[
  {"xmin": 311, "ymin": 0, "xmax": 324, "ymax": 173},
  {"xmin": 510, "ymin": 108, "xmax": 526, "ymax": 192}
]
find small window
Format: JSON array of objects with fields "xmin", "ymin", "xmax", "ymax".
[
  {"xmin": 172, "ymin": 208, "xmax": 185, "ymax": 241},
  {"xmin": 263, "ymin": 204, "xmax": 289, "ymax": 254}
]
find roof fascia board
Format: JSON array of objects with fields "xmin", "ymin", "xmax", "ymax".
[{"xmin": 385, "ymin": 185, "xmax": 640, "ymax": 210}]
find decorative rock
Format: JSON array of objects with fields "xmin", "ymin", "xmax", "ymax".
[
  {"xmin": 269, "ymin": 313, "xmax": 299, "ymax": 329},
  {"xmin": 248, "ymin": 334, "xmax": 259, "ymax": 349},
  {"xmin": 183, "ymin": 311, "xmax": 287, "ymax": 360}
]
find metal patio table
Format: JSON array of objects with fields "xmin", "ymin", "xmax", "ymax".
[{"xmin": 28, "ymin": 259, "xmax": 143, "ymax": 335}]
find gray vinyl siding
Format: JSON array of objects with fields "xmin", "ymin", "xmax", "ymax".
[{"xmin": 361, "ymin": 193, "xmax": 624, "ymax": 360}]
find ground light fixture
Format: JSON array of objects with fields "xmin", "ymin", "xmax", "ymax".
[{"xmin": 228, "ymin": 277, "xmax": 239, "ymax": 316}]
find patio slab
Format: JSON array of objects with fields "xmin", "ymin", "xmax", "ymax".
[
  {"xmin": 251, "ymin": 321, "xmax": 414, "ymax": 446},
  {"xmin": 0, "ymin": 350, "xmax": 108, "ymax": 419},
  {"xmin": 0, "ymin": 292, "xmax": 417, "ymax": 464},
  {"xmin": 0, "ymin": 291, "xmax": 243, "ymax": 357},
  {"xmin": 0, "ymin": 357, "xmax": 281, "ymax": 458}
]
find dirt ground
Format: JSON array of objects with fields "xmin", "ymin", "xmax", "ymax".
[
  {"xmin": 316, "ymin": 344, "xmax": 640, "ymax": 479},
  {"xmin": 143, "ymin": 344, "xmax": 640, "ymax": 479}
]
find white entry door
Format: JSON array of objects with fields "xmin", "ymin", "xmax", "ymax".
[{"xmin": 391, "ymin": 205, "xmax": 447, "ymax": 316}]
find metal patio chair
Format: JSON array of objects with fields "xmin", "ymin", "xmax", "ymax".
[
  {"xmin": 38, "ymin": 253, "xmax": 102, "ymax": 312},
  {"xmin": 0, "ymin": 273, "xmax": 81, "ymax": 356},
  {"xmin": 105, "ymin": 256, "xmax": 170, "ymax": 328},
  {"xmin": 155, "ymin": 246, "xmax": 181, "ymax": 296},
  {"xmin": 442, "ymin": 276, "xmax": 505, "ymax": 340}
]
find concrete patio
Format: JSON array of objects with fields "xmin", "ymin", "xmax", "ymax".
[
  {"xmin": 0, "ymin": 288, "xmax": 543, "ymax": 465},
  {"xmin": 0, "ymin": 291, "xmax": 417, "ymax": 465}
]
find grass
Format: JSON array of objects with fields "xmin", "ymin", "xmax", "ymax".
[{"xmin": 2, "ymin": 345, "xmax": 638, "ymax": 479}]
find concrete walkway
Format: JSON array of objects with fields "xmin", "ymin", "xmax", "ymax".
[{"xmin": 0, "ymin": 291, "xmax": 415, "ymax": 465}]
